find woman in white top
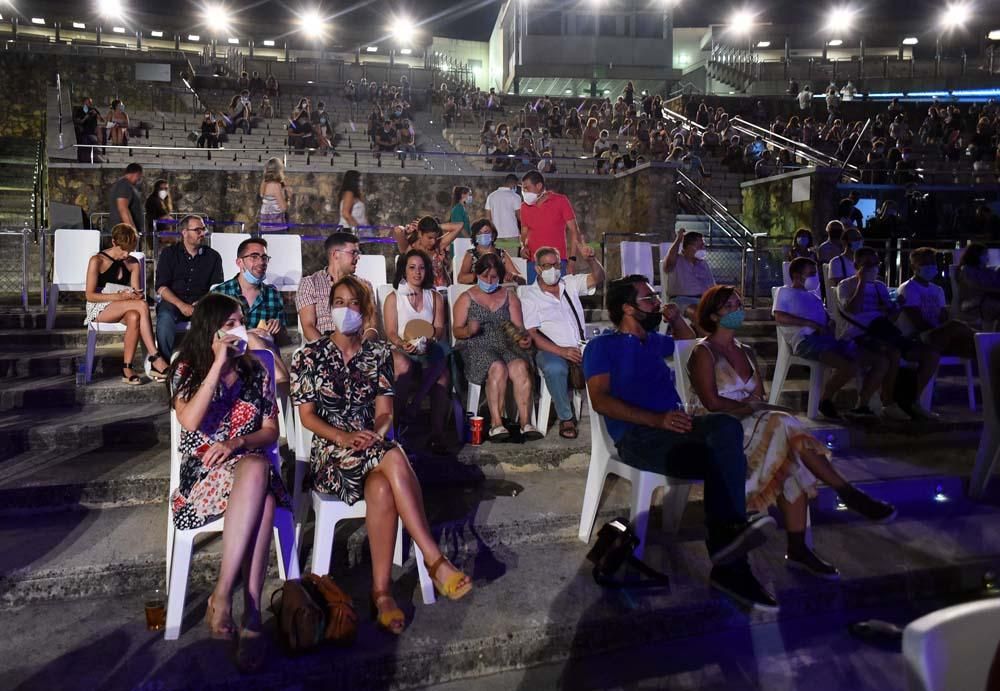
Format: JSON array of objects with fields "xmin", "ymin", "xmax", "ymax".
[
  {"xmin": 338, "ymin": 169, "xmax": 368, "ymax": 230},
  {"xmin": 258, "ymin": 158, "xmax": 291, "ymax": 231},
  {"xmin": 382, "ymin": 249, "xmax": 452, "ymax": 454},
  {"xmin": 827, "ymin": 225, "xmax": 863, "ymax": 287}
]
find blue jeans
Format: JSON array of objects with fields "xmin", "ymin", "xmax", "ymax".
[
  {"xmin": 615, "ymin": 414, "xmax": 748, "ymax": 550},
  {"xmin": 525, "ymin": 259, "xmax": 567, "ymax": 285},
  {"xmin": 156, "ymin": 302, "xmax": 189, "ymax": 357},
  {"xmin": 535, "ymin": 350, "xmax": 575, "ymax": 422}
]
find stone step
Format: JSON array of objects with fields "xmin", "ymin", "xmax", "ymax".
[
  {"xmin": 2, "ymin": 475, "xmax": 997, "ymax": 689},
  {"xmin": 0, "ymin": 375, "xmax": 170, "ymax": 412}
]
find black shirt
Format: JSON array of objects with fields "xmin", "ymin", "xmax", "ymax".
[
  {"xmin": 108, "ymin": 177, "xmax": 144, "ymax": 230},
  {"xmin": 155, "ymin": 243, "xmax": 223, "ymax": 305}
]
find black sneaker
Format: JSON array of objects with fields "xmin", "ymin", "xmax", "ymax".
[
  {"xmin": 838, "ymin": 485, "xmax": 897, "ymax": 523},
  {"xmin": 785, "ymin": 548, "xmax": 840, "ymax": 580},
  {"xmin": 818, "ymin": 399, "xmax": 842, "ymax": 420},
  {"xmin": 708, "ymin": 514, "xmax": 776, "ymax": 565},
  {"xmin": 710, "ymin": 562, "xmax": 779, "ymax": 612}
]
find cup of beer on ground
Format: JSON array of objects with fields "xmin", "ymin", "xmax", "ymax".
[{"xmin": 144, "ymin": 589, "xmax": 166, "ymax": 631}]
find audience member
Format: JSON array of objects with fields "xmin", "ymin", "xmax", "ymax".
[
  {"xmin": 168, "ymin": 293, "xmax": 288, "ymax": 671},
  {"xmin": 197, "ymin": 111, "xmax": 221, "ymax": 148},
  {"xmin": 258, "ymin": 158, "xmax": 291, "ymax": 230},
  {"xmin": 107, "ymin": 163, "xmax": 145, "ymax": 231},
  {"xmin": 786, "ymin": 228, "xmax": 818, "ymax": 262},
  {"xmin": 154, "ymin": 215, "xmax": 224, "ymax": 358},
  {"xmin": 374, "ymin": 119, "xmax": 399, "ymax": 160},
  {"xmin": 449, "ymin": 186, "xmax": 473, "ymax": 236},
  {"xmin": 296, "ymin": 231, "xmax": 378, "ymax": 343},
  {"xmin": 773, "ymin": 257, "xmax": 891, "ymax": 420},
  {"xmin": 452, "ymin": 253, "xmax": 540, "ymax": 442},
  {"xmin": 72, "ymin": 96, "xmax": 104, "ymax": 162},
  {"xmin": 519, "ymin": 171, "xmax": 585, "ymax": 282},
  {"xmin": 522, "ymin": 246, "xmax": 605, "ymax": 438},
  {"xmin": 663, "ymin": 228, "xmax": 716, "ymax": 319},
  {"xmin": 817, "ymin": 220, "xmax": 845, "ymax": 265},
  {"xmin": 84, "ymin": 223, "xmax": 168, "ymax": 384},
  {"xmin": 107, "ymin": 98, "xmax": 130, "ymax": 146},
  {"xmin": 145, "ymin": 179, "xmax": 173, "ymax": 235},
  {"xmin": 457, "ymin": 219, "xmax": 525, "ymax": 285},
  {"xmin": 898, "ymin": 248, "xmax": 977, "ymax": 360},
  {"xmin": 584, "ymin": 275, "xmax": 779, "ymax": 610},
  {"xmin": 393, "ymin": 217, "xmax": 464, "ymax": 288},
  {"xmin": 956, "ymin": 243, "xmax": 1000, "ymax": 329},
  {"xmin": 484, "ymin": 174, "xmax": 522, "ymax": 241},
  {"xmin": 690, "ymin": 285, "xmax": 895, "ymax": 580},
  {"xmin": 383, "ymin": 250, "xmax": 453, "ymax": 454},
  {"xmin": 292, "ymin": 276, "xmax": 472, "ymax": 636},
  {"xmin": 231, "ymin": 90, "xmax": 252, "ymax": 135},
  {"xmin": 827, "ymin": 226, "xmax": 864, "ymax": 287},
  {"xmin": 338, "ymin": 170, "xmax": 368, "ymax": 229}
]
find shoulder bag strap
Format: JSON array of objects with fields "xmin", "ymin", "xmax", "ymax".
[{"xmin": 561, "ymin": 287, "xmax": 586, "ymax": 341}]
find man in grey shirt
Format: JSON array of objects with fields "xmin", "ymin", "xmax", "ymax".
[{"xmin": 107, "ymin": 162, "xmax": 144, "ymax": 230}]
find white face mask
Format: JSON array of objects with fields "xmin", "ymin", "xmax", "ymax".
[
  {"xmin": 521, "ymin": 191, "xmax": 539, "ymax": 205},
  {"xmin": 158, "ymin": 189, "xmax": 168, "ymax": 200},
  {"xmin": 693, "ymin": 249, "xmax": 708, "ymax": 261},
  {"xmin": 221, "ymin": 325, "xmax": 248, "ymax": 356},
  {"xmin": 540, "ymin": 267, "xmax": 560, "ymax": 286},
  {"xmin": 330, "ymin": 306, "xmax": 363, "ymax": 335},
  {"xmin": 804, "ymin": 275, "xmax": 820, "ymax": 292}
]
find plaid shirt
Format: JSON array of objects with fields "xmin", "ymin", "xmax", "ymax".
[
  {"xmin": 294, "ymin": 268, "xmax": 374, "ymax": 337},
  {"xmin": 213, "ymin": 275, "xmax": 287, "ymax": 328}
]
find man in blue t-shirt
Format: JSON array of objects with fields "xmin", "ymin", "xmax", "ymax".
[{"xmin": 583, "ymin": 275, "xmax": 778, "ymax": 611}]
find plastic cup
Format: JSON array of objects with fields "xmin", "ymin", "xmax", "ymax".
[{"xmin": 144, "ymin": 589, "xmax": 166, "ymax": 631}]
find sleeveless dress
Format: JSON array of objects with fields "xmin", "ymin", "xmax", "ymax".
[
  {"xmin": 395, "ymin": 285, "xmax": 450, "ymax": 366},
  {"xmin": 84, "ymin": 251, "xmax": 134, "ymax": 324},
  {"xmin": 259, "ymin": 190, "xmax": 287, "ymax": 230},
  {"xmin": 339, "ymin": 199, "xmax": 368, "ymax": 229},
  {"xmin": 688, "ymin": 339, "xmax": 825, "ymax": 513},
  {"xmin": 457, "ymin": 291, "xmax": 527, "ymax": 385}
]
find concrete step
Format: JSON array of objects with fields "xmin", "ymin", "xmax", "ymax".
[
  {"xmin": 2, "ymin": 474, "xmax": 997, "ymax": 689},
  {"xmin": 0, "ymin": 374, "xmax": 170, "ymax": 412}
]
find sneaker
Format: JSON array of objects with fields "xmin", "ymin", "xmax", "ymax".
[
  {"xmin": 708, "ymin": 514, "xmax": 776, "ymax": 565},
  {"xmin": 904, "ymin": 402, "xmax": 941, "ymax": 421},
  {"xmin": 838, "ymin": 485, "xmax": 898, "ymax": 523},
  {"xmin": 881, "ymin": 403, "xmax": 912, "ymax": 422},
  {"xmin": 818, "ymin": 399, "xmax": 842, "ymax": 420},
  {"xmin": 710, "ymin": 562, "xmax": 779, "ymax": 612},
  {"xmin": 786, "ymin": 549, "xmax": 840, "ymax": 580}
]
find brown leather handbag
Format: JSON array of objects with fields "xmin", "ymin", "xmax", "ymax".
[{"xmin": 304, "ymin": 573, "xmax": 358, "ymax": 645}]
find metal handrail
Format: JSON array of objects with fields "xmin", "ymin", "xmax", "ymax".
[
  {"xmin": 0, "ymin": 227, "xmax": 31, "ymax": 310},
  {"xmin": 731, "ymin": 116, "xmax": 862, "ymax": 180}
]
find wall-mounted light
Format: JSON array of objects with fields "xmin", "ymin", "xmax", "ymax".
[
  {"xmin": 150, "ymin": 30, "xmax": 163, "ymax": 37},
  {"xmin": 73, "ymin": 22, "xmax": 87, "ymax": 29},
  {"xmin": 262, "ymin": 39, "xmax": 275, "ymax": 46}
]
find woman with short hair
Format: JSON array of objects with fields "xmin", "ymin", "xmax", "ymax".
[{"xmin": 457, "ymin": 219, "xmax": 524, "ymax": 285}]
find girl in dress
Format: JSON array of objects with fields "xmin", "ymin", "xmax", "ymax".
[
  {"xmin": 338, "ymin": 169, "xmax": 368, "ymax": 229},
  {"xmin": 258, "ymin": 158, "xmax": 290, "ymax": 231},
  {"xmin": 292, "ymin": 276, "xmax": 472, "ymax": 635}
]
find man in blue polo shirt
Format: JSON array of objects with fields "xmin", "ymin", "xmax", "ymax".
[{"xmin": 584, "ymin": 274, "xmax": 778, "ymax": 611}]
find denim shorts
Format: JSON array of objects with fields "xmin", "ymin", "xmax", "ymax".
[{"xmin": 793, "ymin": 332, "xmax": 856, "ymax": 361}]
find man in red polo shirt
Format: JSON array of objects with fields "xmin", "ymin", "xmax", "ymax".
[{"xmin": 519, "ymin": 171, "xmax": 586, "ymax": 283}]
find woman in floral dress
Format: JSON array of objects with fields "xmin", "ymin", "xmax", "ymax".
[
  {"xmin": 291, "ymin": 276, "xmax": 472, "ymax": 636},
  {"xmin": 169, "ymin": 293, "xmax": 289, "ymax": 670}
]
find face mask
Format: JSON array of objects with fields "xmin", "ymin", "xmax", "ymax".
[
  {"xmin": 849, "ymin": 240, "xmax": 864, "ymax": 251},
  {"xmin": 540, "ymin": 267, "xmax": 560, "ymax": 286},
  {"xmin": 918, "ymin": 265, "xmax": 938, "ymax": 281},
  {"xmin": 330, "ymin": 306, "xmax": 363, "ymax": 335},
  {"xmin": 158, "ymin": 189, "xmax": 168, "ymax": 200},
  {"xmin": 476, "ymin": 233, "xmax": 492, "ymax": 247},
  {"xmin": 241, "ymin": 268, "xmax": 263, "ymax": 286},
  {"xmin": 477, "ymin": 279, "xmax": 499, "ymax": 294},
  {"xmin": 804, "ymin": 276, "xmax": 820, "ymax": 292},
  {"xmin": 220, "ymin": 325, "xmax": 248, "ymax": 356},
  {"xmin": 632, "ymin": 305, "xmax": 662, "ymax": 333},
  {"xmin": 797, "ymin": 236, "xmax": 810, "ymax": 247},
  {"xmin": 82, "ymin": 105, "xmax": 89, "ymax": 113},
  {"xmin": 463, "ymin": 196, "xmax": 472, "ymax": 206},
  {"xmin": 119, "ymin": 105, "xmax": 125, "ymax": 112},
  {"xmin": 718, "ymin": 309, "xmax": 745, "ymax": 330},
  {"xmin": 693, "ymin": 249, "xmax": 708, "ymax": 261},
  {"xmin": 521, "ymin": 191, "xmax": 539, "ymax": 205}
]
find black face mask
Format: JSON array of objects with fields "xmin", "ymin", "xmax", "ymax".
[{"xmin": 631, "ymin": 304, "xmax": 662, "ymax": 333}]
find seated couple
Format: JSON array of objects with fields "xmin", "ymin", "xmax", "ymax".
[{"xmin": 584, "ymin": 276, "xmax": 895, "ymax": 610}]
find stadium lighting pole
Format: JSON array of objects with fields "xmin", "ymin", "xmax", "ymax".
[{"xmin": 937, "ymin": 3, "xmax": 972, "ymax": 76}]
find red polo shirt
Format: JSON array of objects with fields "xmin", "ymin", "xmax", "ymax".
[{"xmin": 520, "ymin": 191, "xmax": 576, "ymax": 258}]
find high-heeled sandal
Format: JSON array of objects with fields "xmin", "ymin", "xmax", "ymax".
[
  {"xmin": 204, "ymin": 597, "xmax": 236, "ymax": 640},
  {"xmin": 426, "ymin": 555, "xmax": 473, "ymax": 601},
  {"xmin": 370, "ymin": 590, "xmax": 405, "ymax": 635},
  {"xmin": 121, "ymin": 363, "xmax": 142, "ymax": 386},
  {"xmin": 147, "ymin": 352, "xmax": 169, "ymax": 382}
]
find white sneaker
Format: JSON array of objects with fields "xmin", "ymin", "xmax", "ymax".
[
  {"xmin": 907, "ymin": 402, "xmax": 941, "ymax": 421},
  {"xmin": 881, "ymin": 403, "xmax": 912, "ymax": 421}
]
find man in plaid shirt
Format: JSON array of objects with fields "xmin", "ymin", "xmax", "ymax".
[{"xmin": 213, "ymin": 236, "xmax": 289, "ymax": 381}]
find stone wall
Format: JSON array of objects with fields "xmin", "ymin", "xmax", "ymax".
[
  {"xmin": 48, "ymin": 165, "xmax": 677, "ymax": 279},
  {"xmin": 740, "ymin": 167, "xmax": 841, "ymax": 241},
  {"xmin": 0, "ymin": 54, "xmax": 48, "ymax": 138}
]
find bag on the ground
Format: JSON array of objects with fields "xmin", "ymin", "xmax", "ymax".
[
  {"xmin": 304, "ymin": 573, "xmax": 358, "ymax": 644},
  {"xmin": 270, "ymin": 578, "xmax": 326, "ymax": 654},
  {"xmin": 586, "ymin": 518, "xmax": 671, "ymax": 589}
]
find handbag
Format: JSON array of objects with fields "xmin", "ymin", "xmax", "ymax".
[
  {"xmin": 541, "ymin": 289, "xmax": 588, "ymax": 390},
  {"xmin": 586, "ymin": 518, "xmax": 671, "ymax": 589},
  {"xmin": 269, "ymin": 574, "xmax": 358, "ymax": 654},
  {"xmin": 305, "ymin": 573, "xmax": 358, "ymax": 645}
]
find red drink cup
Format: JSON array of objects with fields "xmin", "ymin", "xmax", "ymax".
[{"xmin": 470, "ymin": 416, "xmax": 484, "ymax": 445}]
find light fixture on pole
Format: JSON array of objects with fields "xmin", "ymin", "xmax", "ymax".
[
  {"xmin": 201, "ymin": 3, "xmax": 231, "ymax": 34},
  {"xmin": 96, "ymin": 0, "xmax": 123, "ymax": 20},
  {"xmin": 298, "ymin": 8, "xmax": 326, "ymax": 39}
]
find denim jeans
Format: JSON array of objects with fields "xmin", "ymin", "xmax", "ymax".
[
  {"xmin": 525, "ymin": 259, "xmax": 567, "ymax": 285},
  {"xmin": 156, "ymin": 302, "xmax": 189, "ymax": 358},
  {"xmin": 535, "ymin": 350, "xmax": 575, "ymax": 422},
  {"xmin": 615, "ymin": 413, "xmax": 748, "ymax": 544}
]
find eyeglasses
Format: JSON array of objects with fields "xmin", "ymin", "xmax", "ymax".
[
  {"xmin": 634, "ymin": 295, "xmax": 662, "ymax": 304},
  {"xmin": 537, "ymin": 261, "xmax": 560, "ymax": 270},
  {"xmin": 185, "ymin": 226, "xmax": 206, "ymax": 232},
  {"xmin": 336, "ymin": 249, "xmax": 362, "ymax": 258},
  {"xmin": 240, "ymin": 252, "xmax": 271, "ymax": 262}
]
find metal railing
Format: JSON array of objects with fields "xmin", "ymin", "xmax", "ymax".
[
  {"xmin": 731, "ymin": 116, "xmax": 864, "ymax": 181},
  {"xmin": 0, "ymin": 227, "xmax": 32, "ymax": 309}
]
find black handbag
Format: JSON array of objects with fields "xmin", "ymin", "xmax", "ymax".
[{"xmin": 586, "ymin": 518, "xmax": 671, "ymax": 589}]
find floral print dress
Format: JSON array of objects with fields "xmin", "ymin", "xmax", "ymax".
[
  {"xmin": 170, "ymin": 359, "xmax": 290, "ymax": 530},
  {"xmin": 290, "ymin": 336, "xmax": 399, "ymax": 505}
]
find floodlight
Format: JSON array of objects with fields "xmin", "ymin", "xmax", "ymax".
[
  {"xmin": 940, "ymin": 3, "xmax": 971, "ymax": 30},
  {"xmin": 390, "ymin": 15, "xmax": 414, "ymax": 43},
  {"xmin": 825, "ymin": 7, "xmax": 855, "ymax": 33},
  {"xmin": 756, "ymin": 40, "xmax": 770, "ymax": 47},
  {"xmin": 728, "ymin": 9, "xmax": 755, "ymax": 34},
  {"xmin": 262, "ymin": 39, "xmax": 275, "ymax": 46},
  {"xmin": 901, "ymin": 36, "xmax": 918, "ymax": 45},
  {"xmin": 97, "ymin": 0, "xmax": 123, "ymax": 19},
  {"xmin": 188, "ymin": 34, "xmax": 200, "ymax": 41},
  {"xmin": 202, "ymin": 3, "xmax": 231, "ymax": 33},
  {"xmin": 564, "ymin": 88, "xmax": 572, "ymax": 94},
  {"xmin": 72, "ymin": 22, "xmax": 86, "ymax": 29},
  {"xmin": 150, "ymin": 30, "xmax": 163, "ymax": 37},
  {"xmin": 989, "ymin": 29, "xmax": 1000, "ymax": 41},
  {"xmin": 366, "ymin": 46, "xmax": 378, "ymax": 53},
  {"xmin": 399, "ymin": 47, "xmax": 412, "ymax": 55},
  {"xmin": 827, "ymin": 38, "xmax": 843, "ymax": 46},
  {"xmin": 299, "ymin": 9, "xmax": 326, "ymax": 38},
  {"xmin": 112, "ymin": 26, "xmax": 125, "ymax": 33},
  {"xmin": 227, "ymin": 37, "xmax": 238, "ymax": 44},
  {"xmin": 30, "ymin": 17, "xmax": 44, "ymax": 24},
  {"xmin": 526, "ymin": 88, "xmax": 534, "ymax": 93}
]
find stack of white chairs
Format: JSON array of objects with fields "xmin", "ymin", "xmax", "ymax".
[
  {"xmin": 903, "ymin": 598, "xmax": 1000, "ymax": 691},
  {"xmin": 164, "ymin": 350, "xmax": 300, "ymax": 640}
]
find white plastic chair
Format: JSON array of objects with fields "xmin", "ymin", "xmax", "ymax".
[
  {"xmin": 47, "ymin": 229, "xmax": 101, "ymax": 330},
  {"xmin": 164, "ymin": 349, "xmax": 300, "ymax": 640},
  {"xmin": 447, "ymin": 283, "xmax": 480, "ymax": 413},
  {"xmin": 82, "ymin": 251, "xmax": 148, "ymax": 384},
  {"xmin": 356, "ymin": 254, "xmax": 388, "ymax": 286},
  {"xmin": 620, "ymin": 241, "xmax": 655, "ymax": 284},
  {"xmin": 452, "ymin": 237, "xmax": 472, "ymax": 259},
  {"xmin": 970, "ymin": 332, "xmax": 1000, "ymax": 498},
  {"xmin": 902, "ymin": 597, "xmax": 1000, "ymax": 691},
  {"xmin": 293, "ymin": 409, "xmax": 436, "ymax": 605},
  {"xmin": 769, "ymin": 287, "xmax": 826, "ymax": 419},
  {"xmin": 261, "ymin": 234, "xmax": 302, "ymax": 291},
  {"xmin": 578, "ymin": 399, "xmax": 695, "ymax": 559},
  {"xmin": 511, "ymin": 256, "xmax": 528, "ymax": 282},
  {"xmin": 209, "ymin": 232, "xmax": 252, "ymax": 276},
  {"xmin": 670, "ymin": 339, "xmax": 699, "ymax": 406}
]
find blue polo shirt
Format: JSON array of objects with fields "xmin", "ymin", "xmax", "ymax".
[{"xmin": 583, "ymin": 331, "xmax": 680, "ymax": 443}]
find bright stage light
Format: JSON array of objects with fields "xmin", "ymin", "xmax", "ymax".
[
  {"xmin": 828, "ymin": 38, "xmax": 843, "ymax": 46},
  {"xmin": 825, "ymin": 6, "xmax": 855, "ymax": 33},
  {"xmin": 390, "ymin": 15, "xmax": 414, "ymax": 43},
  {"xmin": 97, "ymin": 0, "xmax": 123, "ymax": 19},
  {"xmin": 728, "ymin": 9, "xmax": 755, "ymax": 34},
  {"xmin": 202, "ymin": 3, "xmax": 231, "ymax": 33},
  {"xmin": 902, "ymin": 36, "xmax": 919, "ymax": 45},
  {"xmin": 940, "ymin": 3, "xmax": 971, "ymax": 30},
  {"xmin": 72, "ymin": 21, "xmax": 86, "ymax": 29},
  {"xmin": 756, "ymin": 40, "xmax": 770, "ymax": 47},
  {"xmin": 262, "ymin": 39, "xmax": 275, "ymax": 46},
  {"xmin": 150, "ymin": 30, "xmax": 163, "ymax": 37},
  {"xmin": 299, "ymin": 9, "xmax": 326, "ymax": 39},
  {"xmin": 112, "ymin": 26, "xmax": 125, "ymax": 33}
]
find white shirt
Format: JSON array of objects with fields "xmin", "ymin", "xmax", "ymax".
[
  {"xmin": 897, "ymin": 278, "xmax": 945, "ymax": 336},
  {"xmin": 773, "ymin": 286, "xmax": 829, "ymax": 350},
  {"xmin": 798, "ymin": 91, "xmax": 811, "ymax": 110},
  {"xmin": 484, "ymin": 186, "xmax": 522, "ymax": 239},
  {"xmin": 835, "ymin": 276, "xmax": 891, "ymax": 339},
  {"xmin": 520, "ymin": 274, "xmax": 594, "ymax": 348},
  {"xmin": 828, "ymin": 255, "xmax": 856, "ymax": 283}
]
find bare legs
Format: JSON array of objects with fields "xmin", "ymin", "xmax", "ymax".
[
  {"xmin": 95, "ymin": 298, "xmax": 168, "ymax": 373},
  {"xmin": 485, "ymin": 359, "xmax": 534, "ymax": 429}
]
